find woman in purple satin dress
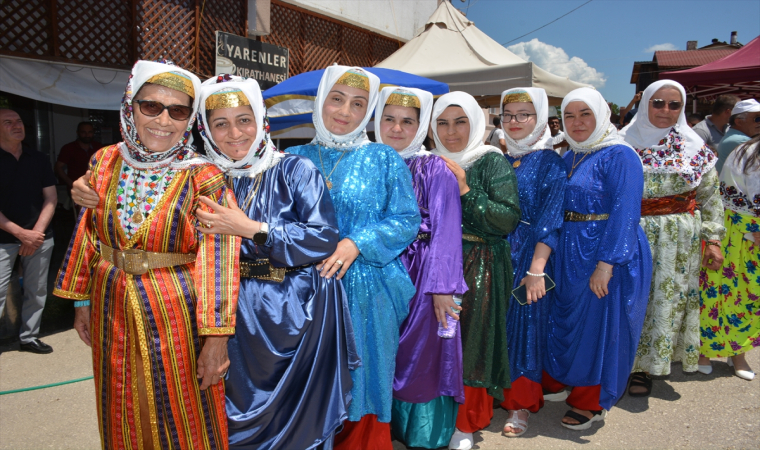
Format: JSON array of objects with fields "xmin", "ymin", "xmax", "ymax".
[{"xmin": 374, "ymin": 87, "xmax": 468, "ymax": 449}]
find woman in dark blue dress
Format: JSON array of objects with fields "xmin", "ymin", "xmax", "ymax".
[{"xmin": 195, "ymin": 75, "xmax": 358, "ymax": 450}]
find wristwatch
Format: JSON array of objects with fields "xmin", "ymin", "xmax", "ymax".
[{"xmin": 253, "ymin": 222, "xmax": 269, "ymax": 245}]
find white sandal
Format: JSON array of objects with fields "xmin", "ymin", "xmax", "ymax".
[{"xmin": 502, "ymin": 409, "xmax": 529, "ymax": 437}]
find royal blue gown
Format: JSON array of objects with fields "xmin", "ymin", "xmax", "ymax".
[
  {"xmin": 545, "ymin": 145, "xmax": 652, "ymax": 410},
  {"xmin": 504, "ymin": 150, "xmax": 566, "ymax": 385},
  {"xmin": 288, "ymin": 142, "xmax": 421, "ymax": 423},
  {"xmin": 225, "ymin": 154, "xmax": 359, "ymax": 450}
]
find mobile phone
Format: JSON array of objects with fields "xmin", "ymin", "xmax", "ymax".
[{"xmin": 511, "ymin": 274, "xmax": 555, "ymax": 306}]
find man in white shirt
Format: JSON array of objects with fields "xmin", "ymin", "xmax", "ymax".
[
  {"xmin": 549, "ymin": 116, "xmax": 568, "ymax": 156},
  {"xmin": 486, "ymin": 117, "xmax": 507, "ymax": 152}
]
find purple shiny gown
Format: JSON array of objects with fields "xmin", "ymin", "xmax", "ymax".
[{"xmin": 391, "ymin": 153, "xmax": 468, "ymax": 449}]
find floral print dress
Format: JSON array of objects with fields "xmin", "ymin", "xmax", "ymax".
[
  {"xmin": 699, "ymin": 189, "xmax": 760, "ymax": 357},
  {"xmin": 632, "ymin": 129, "xmax": 724, "ymax": 375}
]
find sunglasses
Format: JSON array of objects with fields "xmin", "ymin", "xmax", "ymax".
[
  {"xmin": 650, "ymin": 99, "xmax": 683, "ymax": 111},
  {"xmin": 134, "ymin": 100, "xmax": 193, "ymax": 121}
]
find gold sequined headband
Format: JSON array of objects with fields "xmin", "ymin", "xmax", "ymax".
[
  {"xmin": 502, "ymin": 92, "xmax": 532, "ymax": 105},
  {"xmin": 146, "ymin": 72, "xmax": 195, "ymax": 98},
  {"xmin": 386, "ymin": 91, "xmax": 421, "ymax": 109},
  {"xmin": 335, "ymin": 70, "xmax": 370, "ymax": 92},
  {"xmin": 205, "ymin": 90, "xmax": 251, "ymax": 110}
]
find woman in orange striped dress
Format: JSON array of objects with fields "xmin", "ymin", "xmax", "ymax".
[{"xmin": 54, "ymin": 60, "xmax": 240, "ymax": 450}]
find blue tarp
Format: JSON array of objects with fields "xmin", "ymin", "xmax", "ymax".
[{"xmin": 263, "ymin": 67, "xmax": 449, "ymax": 133}]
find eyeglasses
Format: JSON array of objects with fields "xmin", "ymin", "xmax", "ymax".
[
  {"xmin": 500, "ymin": 113, "xmax": 537, "ymax": 123},
  {"xmin": 134, "ymin": 100, "xmax": 193, "ymax": 121},
  {"xmin": 650, "ymin": 99, "xmax": 683, "ymax": 111}
]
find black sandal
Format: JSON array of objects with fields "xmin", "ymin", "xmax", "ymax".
[
  {"xmin": 561, "ymin": 409, "xmax": 607, "ymax": 430},
  {"xmin": 627, "ymin": 372, "xmax": 652, "ymax": 397}
]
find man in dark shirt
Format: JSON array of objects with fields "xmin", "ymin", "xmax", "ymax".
[
  {"xmin": 55, "ymin": 122, "xmax": 100, "ymax": 210},
  {"xmin": 0, "ymin": 108, "xmax": 57, "ymax": 353}
]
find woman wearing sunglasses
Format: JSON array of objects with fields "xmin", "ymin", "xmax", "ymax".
[
  {"xmin": 620, "ymin": 80, "xmax": 724, "ymax": 395},
  {"xmin": 54, "ymin": 60, "xmax": 240, "ymax": 449}
]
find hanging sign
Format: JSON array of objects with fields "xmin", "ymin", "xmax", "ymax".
[{"xmin": 215, "ymin": 31, "xmax": 289, "ymax": 89}]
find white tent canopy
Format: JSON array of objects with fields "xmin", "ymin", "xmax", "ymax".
[
  {"xmin": 375, "ymin": 1, "xmax": 589, "ymax": 105},
  {"xmin": 0, "ymin": 56, "xmax": 129, "ymax": 110}
]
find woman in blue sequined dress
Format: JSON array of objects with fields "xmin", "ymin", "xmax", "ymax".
[
  {"xmin": 288, "ymin": 66, "xmax": 421, "ymax": 450},
  {"xmin": 497, "ymin": 87, "xmax": 567, "ymax": 438},
  {"xmin": 543, "ymin": 88, "xmax": 652, "ymax": 431}
]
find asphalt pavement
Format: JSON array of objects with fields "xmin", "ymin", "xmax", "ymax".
[{"xmin": 1, "ymin": 329, "xmax": 758, "ymax": 450}]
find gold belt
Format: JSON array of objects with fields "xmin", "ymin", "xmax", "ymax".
[
  {"xmin": 416, "ymin": 233, "xmax": 431, "ymax": 241},
  {"xmin": 239, "ymin": 259, "xmax": 311, "ymax": 283},
  {"xmin": 100, "ymin": 243, "xmax": 195, "ymax": 275},
  {"xmin": 564, "ymin": 211, "xmax": 610, "ymax": 222},
  {"xmin": 462, "ymin": 233, "xmax": 486, "ymax": 243}
]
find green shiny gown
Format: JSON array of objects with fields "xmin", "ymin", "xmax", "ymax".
[{"xmin": 459, "ymin": 152, "xmax": 521, "ymax": 399}]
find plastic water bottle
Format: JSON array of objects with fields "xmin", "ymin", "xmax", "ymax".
[{"xmin": 438, "ymin": 295, "xmax": 463, "ymax": 339}]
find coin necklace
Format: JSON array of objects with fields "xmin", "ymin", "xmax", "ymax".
[
  {"xmin": 567, "ymin": 152, "xmax": 589, "ymax": 178},
  {"xmin": 227, "ymin": 173, "xmax": 263, "ymax": 212},
  {"xmin": 318, "ymin": 146, "xmax": 348, "ymax": 190},
  {"xmin": 131, "ymin": 172, "xmax": 148, "ymax": 225}
]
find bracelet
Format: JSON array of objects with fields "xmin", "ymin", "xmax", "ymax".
[
  {"xmin": 73, "ymin": 300, "xmax": 90, "ymax": 308},
  {"xmin": 705, "ymin": 241, "xmax": 721, "ymax": 247},
  {"xmin": 526, "ymin": 271, "xmax": 545, "ymax": 277},
  {"xmin": 595, "ymin": 266, "xmax": 612, "ymax": 276}
]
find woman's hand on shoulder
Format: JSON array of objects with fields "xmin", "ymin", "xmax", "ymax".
[
  {"xmin": 196, "ymin": 192, "xmax": 259, "ymax": 238},
  {"xmin": 439, "ymin": 156, "xmax": 470, "ymax": 196},
  {"xmin": 72, "ymin": 171, "xmax": 100, "ymax": 208}
]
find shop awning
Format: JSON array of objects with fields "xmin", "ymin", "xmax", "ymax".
[{"xmin": 0, "ymin": 56, "xmax": 129, "ymax": 110}]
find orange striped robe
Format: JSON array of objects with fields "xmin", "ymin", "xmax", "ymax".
[{"xmin": 54, "ymin": 144, "xmax": 240, "ymax": 450}]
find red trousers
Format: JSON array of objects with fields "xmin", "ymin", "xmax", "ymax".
[
  {"xmin": 334, "ymin": 414, "xmax": 392, "ymax": 450},
  {"xmin": 541, "ymin": 371, "xmax": 602, "ymax": 411},
  {"xmin": 500, "ymin": 376, "xmax": 544, "ymax": 413},
  {"xmin": 455, "ymin": 386, "xmax": 494, "ymax": 433}
]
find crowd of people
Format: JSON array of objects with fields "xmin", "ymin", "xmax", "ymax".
[{"xmin": 0, "ymin": 59, "xmax": 757, "ymax": 450}]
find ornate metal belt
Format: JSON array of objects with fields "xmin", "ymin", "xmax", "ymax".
[
  {"xmin": 240, "ymin": 259, "xmax": 311, "ymax": 283},
  {"xmin": 100, "ymin": 243, "xmax": 195, "ymax": 275},
  {"xmin": 563, "ymin": 211, "xmax": 610, "ymax": 222},
  {"xmin": 462, "ymin": 233, "xmax": 486, "ymax": 243},
  {"xmin": 416, "ymin": 233, "xmax": 431, "ymax": 241}
]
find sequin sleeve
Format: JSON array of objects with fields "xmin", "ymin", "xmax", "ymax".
[
  {"xmin": 347, "ymin": 152, "xmax": 421, "ymax": 267},
  {"xmin": 192, "ymin": 165, "xmax": 241, "ymax": 336},
  {"xmin": 534, "ymin": 152, "xmax": 567, "ymax": 251},
  {"xmin": 696, "ymin": 167, "xmax": 725, "ymax": 241},
  {"xmin": 594, "ymin": 146, "xmax": 645, "ymax": 265},
  {"xmin": 460, "ymin": 152, "xmax": 521, "ymax": 237}
]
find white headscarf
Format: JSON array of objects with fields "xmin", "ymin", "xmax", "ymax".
[
  {"xmin": 312, "ymin": 65, "xmax": 379, "ymax": 149},
  {"xmin": 197, "ymin": 75, "xmax": 282, "ymax": 178},
  {"xmin": 719, "ymin": 140, "xmax": 760, "ymax": 218},
  {"xmin": 430, "ymin": 91, "xmax": 502, "ymax": 170},
  {"xmin": 619, "ymin": 79, "xmax": 716, "ymax": 186},
  {"xmin": 561, "ymin": 87, "xmax": 631, "ymax": 154},
  {"xmin": 374, "ymin": 86, "xmax": 433, "ymax": 160},
  {"xmin": 119, "ymin": 60, "xmax": 206, "ymax": 170},
  {"xmin": 499, "ymin": 87, "xmax": 553, "ymax": 157}
]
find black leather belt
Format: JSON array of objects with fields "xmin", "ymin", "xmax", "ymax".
[{"xmin": 240, "ymin": 259, "xmax": 312, "ymax": 282}]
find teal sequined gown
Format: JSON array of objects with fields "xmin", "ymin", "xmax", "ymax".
[{"xmin": 287, "ymin": 142, "xmax": 421, "ymax": 422}]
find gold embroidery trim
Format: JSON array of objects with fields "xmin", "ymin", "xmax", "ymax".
[
  {"xmin": 52, "ymin": 288, "xmax": 90, "ymax": 300},
  {"xmin": 386, "ymin": 92, "xmax": 421, "ymax": 109},
  {"xmin": 146, "ymin": 72, "xmax": 195, "ymax": 98},
  {"xmin": 199, "ymin": 327, "xmax": 235, "ymax": 336},
  {"xmin": 205, "ymin": 90, "xmax": 250, "ymax": 110},
  {"xmin": 335, "ymin": 70, "xmax": 370, "ymax": 92},
  {"xmin": 502, "ymin": 92, "xmax": 533, "ymax": 105}
]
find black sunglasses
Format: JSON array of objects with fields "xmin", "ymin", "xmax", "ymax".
[
  {"xmin": 134, "ymin": 100, "xmax": 193, "ymax": 121},
  {"xmin": 650, "ymin": 99, "xmax": 683, "ymax": 111}
]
